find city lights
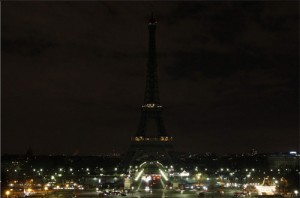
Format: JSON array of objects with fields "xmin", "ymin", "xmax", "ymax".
[{"xmin": 1, "ymin": 154, "xmax": 299, "ymax": 197}]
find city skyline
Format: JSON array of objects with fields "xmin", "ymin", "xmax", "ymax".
[{"xmin": 2, "ymin": 2, "xmax": 299, "ymax": 155}]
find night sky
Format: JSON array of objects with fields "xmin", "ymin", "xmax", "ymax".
[{"xmin": 2, "ymin": 2, "xmax": 299, "ymax": 155}]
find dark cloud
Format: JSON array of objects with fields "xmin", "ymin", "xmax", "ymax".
[
  {"xmin": 2, "ymin": 1, "xmax": 298, "ymax": 155},
  {"xmin": 2, "ymin": 36, "xmax": 55, "ymax": 56}
]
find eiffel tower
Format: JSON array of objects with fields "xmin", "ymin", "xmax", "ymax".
[{"xmin": 123, "ymin": 14, "xmax": 173, "ymax": 167}]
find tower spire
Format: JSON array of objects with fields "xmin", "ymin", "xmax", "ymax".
[
  {"xmin": 149, "ymin": 12, "xmax": 156, "ymax": 24},
  {"xmin": 144, "ymin": 13, "xmax": 159, "ymax": 104}
]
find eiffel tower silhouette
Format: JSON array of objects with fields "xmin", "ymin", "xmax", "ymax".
[{"xmin": 123, "ymin": 14, "xmax": 173, "ymax": 167}]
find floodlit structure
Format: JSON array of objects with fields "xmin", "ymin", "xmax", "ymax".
[{"xmin": 255, "ymin": 185, "xmax": 276, "ymax": 195}]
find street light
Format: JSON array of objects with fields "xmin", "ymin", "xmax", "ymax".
[
  {"xmin": 294, "ymin": 190, "xmax": 298, "ymax": 196},
  {"xmin": 44, "ymin": 186, "xmax": 48, "ymax": 195},
  {"xmin": 131, "ymin": 186, "xmax": 134, "ymax": 196},
  {"xmin": 5, "ymin": 190, "xmax": 10, "ymax": 198},
  {"xmin": 196, "ymin": 173, "xmax": 202, "ymax": 184}
]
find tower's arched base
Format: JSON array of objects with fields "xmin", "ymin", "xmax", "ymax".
[{"xmin": 120, "ymin": 138, "xmax": 173, "ymax": 172}]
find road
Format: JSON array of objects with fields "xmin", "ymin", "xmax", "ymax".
[{"xmin": 28, "ymin": 189, "xmax": 236, "ymax": 198}]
